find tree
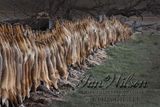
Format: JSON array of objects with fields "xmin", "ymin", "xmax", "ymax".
[{"xmin": 2, "ymin": 0, "xmax": 160, "ymax": 29}]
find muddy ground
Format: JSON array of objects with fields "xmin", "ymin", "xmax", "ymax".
[{"xmin": 24, "ymin": 34, "xmax": 160, "ymax": 107}]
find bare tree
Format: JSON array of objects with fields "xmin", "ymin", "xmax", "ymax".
[{"xmin": 2, "ymin": 0, "xmax": 160, "ymax": 29}]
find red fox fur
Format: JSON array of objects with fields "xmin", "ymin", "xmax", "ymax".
[{"xmin": 0, "ymin": 17, "xmax": 132, "ymax": 106}]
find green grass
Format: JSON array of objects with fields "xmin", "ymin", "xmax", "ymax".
[{"xmin": 50, "ymin": 34, "xmax": 160, "ymax": 107}]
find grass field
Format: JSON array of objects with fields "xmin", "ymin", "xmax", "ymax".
[{"xmin": 50, "ymin": 34, "xmax": 160, "ymax": 107}]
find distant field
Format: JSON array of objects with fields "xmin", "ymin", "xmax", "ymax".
[{"xmin": 49, "ymin": 34, "xmax": 160, "ymax": 107}]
